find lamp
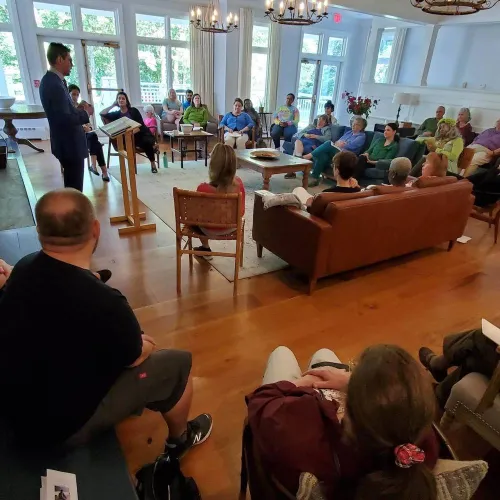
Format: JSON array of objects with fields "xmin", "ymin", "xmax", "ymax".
[
  {"xmin": 392, "ymin": 92, "xmax": 411, "ymax": 125},
  {"xmin": 190, "ymin": 1, "xmax": 239, "ymax": 33},
  {"xmin": 410, "ymin": 0, "xmax": 500, "ymax": 16},
  {"xmin": 265, "ymin": 0, "xmax": 329, "ymax": 26}
]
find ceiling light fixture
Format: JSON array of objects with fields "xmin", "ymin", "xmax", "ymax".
[
  {"xmin": 410, "ymin": 0, "xmax": 500, "ymax": 15},
  {"xmin": 265, "ymin": 0, "xmax": 329, "ymax": 26},
  {"xmin": 190, "ymin": 2, "xmax": 238, "ymax": 33}
]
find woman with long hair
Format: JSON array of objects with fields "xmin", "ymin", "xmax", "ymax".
[
  {"xmin": 247, "ymin": 344, "xmax": 439, "ymax": 499},
  {"xmin": 161, "ymin": 88, "xmax": 183, "ymax": 128},
  {"xmin": 456, "ymin": 107, "xmax": 474, "ymax": 146},
  {"xmin": 243, "ymin": 99, "xmax": 261, "ymax": 139},
  {"xmin": 183, "ymin": 93, "xmax": 209, "ymax": 129},
  {"xmin": 100, "ymin": 91, "xmax": 159, "ymax": 173},
  {"xmin": 220, "ymin": 98, "xmax": 254, "ymax": 149},
  {"xmin": 194, "ymin": 143, "xmax": 246, "ymax": 255}
]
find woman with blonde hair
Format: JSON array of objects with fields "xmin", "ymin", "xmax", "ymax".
[
  {"xmin": 194, "ymin": 143, "xmax": 246, "ymax": 255},
  {"xmin": 161, "ymin": 88, "xmax": 183, "ymax": 127}
]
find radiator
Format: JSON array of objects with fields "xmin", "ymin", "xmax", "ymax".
[{"xmin": 16, "ymin": 126, "xmax": 49, "ymax": 141}]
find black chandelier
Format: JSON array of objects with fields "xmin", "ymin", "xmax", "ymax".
[
  {"xmin": 265, "ymin": 0, "xmax": 329, "ymax": 26},
  {"xmin": 190, "ymin": 5, "xmax": 238, "ymax": 34},
  {"xmin": 410, "ymin": 0, "xmax": 500, "ymax": 15}
]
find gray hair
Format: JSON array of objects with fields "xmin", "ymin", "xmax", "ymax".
[
  {"xmin": 458, "ymin": 107, "xmax": 471, "ymax": 123},
  {"xmin": 143, "ymin": 104, "xmax": 155, "ymax": 114},
  {"xmin": 352, "ymin": 116, "xmax": 367, "ymax": 130},
  {"xmin": 388, "ymin": 157, "xmax": 411, "ymax": 186}
]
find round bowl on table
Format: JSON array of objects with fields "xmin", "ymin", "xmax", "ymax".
[
  {"xmin": 249, "ymin": 149, "xmax": 280, "ymax": 160},
  {"xmin": 180, "ymin": 124, "xmax": 193, "ymax": 134},
  {"xmin": 0, "ymin": 96, "xmax": 15, "ymax": 109}
]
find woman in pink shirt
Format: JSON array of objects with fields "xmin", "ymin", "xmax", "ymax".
[{"xmin": 194, "ymin": 143, "xmax": 245, "ymax": 256}]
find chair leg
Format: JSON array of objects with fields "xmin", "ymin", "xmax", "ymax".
[
  {"xmin": 176, "ymin": 237, "xmax": 182, "ymax": 295},
  {"xmin": 107, "ymin": 141, "xmax": 111, "ymax": 167},
  {"xmin": 240, "ymin": 224, "xmax": 245, "ymax": 267},
  {"xmin": 448, "ymin": 240, "xmax": 455, "ymax": 251},
  {"xmin": 308, "ymin": 277, "xmax": 317, "ymax": 295},
  {"xmin": 494, "ymin": 217, "xmax": 499, "ymax": 244},
  {"xmin": 440, "ymin": 410, "xmax": 455, "ymax": 431},
  {"xmin": 188, "ymin": 237, "xmax": 193, "ymax": 269},
  {"xmin": 233, "ymin": 240, "xmax": 241, "ymax": 297},
  {"xmin": 257, "ymin": 243, "xmax": 263, "ymax": 258}
]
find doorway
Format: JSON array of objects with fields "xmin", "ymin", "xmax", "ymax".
[{"xmin": 296, "ymin": 59, "xmax": 341, "ymax": 129}]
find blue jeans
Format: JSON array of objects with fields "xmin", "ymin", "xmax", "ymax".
[
  {"xmin": 310, "ymin": 142, "xmax": 339, "ymax": 178},
  {"xmin": 271, "ymin": 124, "xmax": 297, "ymax": 148}
]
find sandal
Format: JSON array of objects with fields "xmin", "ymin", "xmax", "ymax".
[
  {"xmin": 88, "ymin": 166, "xmax": 100, "ymax": 176},
  {"xmin": 102, "ymin": 174, "xmax": 110, "ymax": 182},
  {"xmin": 151, "ymin": 165, "xmax": 158, "ymax": 173}
]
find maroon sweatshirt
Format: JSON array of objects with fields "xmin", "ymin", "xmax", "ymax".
[{"xmin": 246, "ymin": 381, "xmax": 439, "ymax": 499}]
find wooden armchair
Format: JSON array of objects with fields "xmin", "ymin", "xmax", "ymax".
[
  {"xmin": 217, "ymin": 115, "xmax": 256, "ymax": 148},
  {"xmin": 441, "ymin": 360, "xmax": 500, "ymax": 450},
  {"xmin": 173, "ymin": 188, "xmax": 244, "ymax": 297}
]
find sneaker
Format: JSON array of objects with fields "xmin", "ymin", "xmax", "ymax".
[
  {"xmin": 194, "ymin": 245, "xmax": 213, "ymax": 261},
  {"xmin": 418, "ymin": 347, "xmax": 447, "ymax": 382},
  {"xmin": 308, "ymin": 177, "xmax": 320, "ymax": 188},
  {"xmin": 284, "ymin": 172, "xmax": 297, "ymax": 179},
  {"xmin": 165, "ymin": 413, "xmax": 213, "ymax": 459}
]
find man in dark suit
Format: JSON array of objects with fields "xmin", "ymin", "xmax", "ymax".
[{"xmin": 39, "ymin": 43, "xmax": 90, "ymax": 192}]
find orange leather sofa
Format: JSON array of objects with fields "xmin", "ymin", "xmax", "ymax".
[{"xmin": 252, "ymin": 178, "xmax": 474, "ymax": 293}]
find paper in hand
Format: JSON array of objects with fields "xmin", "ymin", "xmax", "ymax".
[{"xmin": 482, "ymin": 319, "xmax": 500, "ymax": 346}]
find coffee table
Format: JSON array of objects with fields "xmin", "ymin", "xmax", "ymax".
[
  {"xmin": 236, "ymin": 149, "xmax": 312, "ymax": 190},
  {"xmin": 164, "ymin": 130, "xmax": 213, "ymax": 168}
]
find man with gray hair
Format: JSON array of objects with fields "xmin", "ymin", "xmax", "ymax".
[
  {"xmin": 388, "ymin": 157, "xmax": 412, "ymax": 186},
  {"xmin": 0, "ymin": 188, "xmax": 212, "ymax": 452}
]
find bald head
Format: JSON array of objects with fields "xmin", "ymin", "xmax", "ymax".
[{"xmin": 35, "ymin": 189, "xmax": 96, "ymax": 247}]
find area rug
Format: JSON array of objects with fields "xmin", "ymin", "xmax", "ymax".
[{"xmin": 110, "ymin": 159, "xmax": 320, "ymax": 281}]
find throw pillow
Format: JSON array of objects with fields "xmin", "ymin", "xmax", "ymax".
[
  {"xmin": 434, "ymin": 459, "xmax": 488, "ymax": 500},
  {"xmin": 262, "ymin": 193, "xmax": 302, "ymax": 210}
]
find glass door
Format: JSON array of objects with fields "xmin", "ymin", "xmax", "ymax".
[
  {"xmin": 314, "ymin": 62, "xmax": 341, "ymax": 118},
  {"xmin": 82, "ymin": 41, "xmax": 123, "ymax": 130},
  {"xmin": 296, "ymin": 59, "xmax": 320, "ymax": 130}
]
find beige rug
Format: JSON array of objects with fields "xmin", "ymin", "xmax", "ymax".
[{"xmin": 110, "ymin": 159, "xmax": 317, "ymax": 281}]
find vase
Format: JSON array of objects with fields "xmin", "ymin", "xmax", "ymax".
[{"xmin": 258, "ymin": 106, "xmax": 264, "ymax": 113}]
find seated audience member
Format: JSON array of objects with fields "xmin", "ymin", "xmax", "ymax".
[
  {"xmin": 420, "ymin": 328, "xmax": 500, "ymax": 407},
  {"xmin": 183, "ymin": 89, "xmax": 194, "ymax": 111},
  {"xmin": 143, "ymin": 104, "xmax": 158, "ymax": 137},
  {"xmin": 220, "ymin": 98, "xmax": 254, "ymax": 150},
  {"xmin": 411, "ymin": 118, "xmax": 464, "ymax": 176},
  {"xmin": 194, "ymin": 144, "xmax": 245, "ymax": 255},
  {"xmin": 68, "ymin": 84, "xmax": 109, "ymax": 182},
  {"xmin": 0, "ymin": 188, "xmax": 213, "ymax": 450},
  {"xmin": 162, "ymin": 88, "xmax": 183, "ymax": 127},
  {"xmin": 462, "ymin": 118, "xmax": 500, "ymax": 177},
  {"xmin": 183, "ymin": 93, "xmax": 209, "ymax": 129},
  {"xmin": 414, "ymin": 105, "xmax": 446, "ymax": 138},
  {"xmin": 456, "ymin": 107, "xmax": 475, "ymax": 146},
  {"xmin": 270, "ymin": 93, "xmax": 300, "ymax": 149},
  {"xmin": 324, "ymin": 100, "xmax": 337, "ymax": 125},
  {"xmin": 355, "ymin": 123, "xmax": 399, "ymax": 179},
  {"xmin": 0, "ymin": 258, "xmax": 12, "ymax": 298},
  {"xmin": 407, "ymin": 152, "xmax": 448, "ymax": 186},
  {"xmin": 467, "ymin": 163, "xmax": 500, "ymax": 207},
  {"xmin": 366, "ymin": 157, "xmax": 412, "ymax": 190},
  {"xmin": 101, "ymin": 91, "xmax": 159, "ymax": 173},
  {"xmin": 243, "ymin": 99, "xmax": 261, "ymax": 140},
  {"xmin": 305, "ymin": 116, "xmax": 367, "ymax": 187},
  {"xmin": 247, "ymin": 344, "xmax": 439, "ymax": 499}
]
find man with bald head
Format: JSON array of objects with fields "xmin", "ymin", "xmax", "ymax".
[{"xmin": 0, "ymin": 188, "xmax": 212, "ymax": 452}]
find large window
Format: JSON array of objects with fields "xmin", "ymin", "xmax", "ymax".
[
  {"xmin": 81, "ymin": 8, "xmax": 116, "ymax": 35},
  {"xmin": 374, "ymin": 28, "xmax": 395, "ymax": 84},
  {"xmin": 135, "ymin": 13, "xmax": 191, "ymax": 103},
  {"xmin": 34, "ymin": 2, "xmax": 73, "ymax": 30},
  {"xmin": 250, "ymin": 25, "xmax": 269, "ymax": 108},
  {"xmin": 0, "ymin": 0, "xmax": 26, "ymax": 101}
]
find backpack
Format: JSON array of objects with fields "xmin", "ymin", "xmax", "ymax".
[{"xmin": 135, "ymin": 451, "xmax": 202, "ymax": 500}]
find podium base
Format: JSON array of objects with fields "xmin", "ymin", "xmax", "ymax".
[{"xmin": 110, "ymin": 212, "xmax": 156, "ymax": 235}]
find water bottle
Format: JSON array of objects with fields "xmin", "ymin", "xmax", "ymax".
[{"xmin": 163, "ymin": 151, "xmax": 168, "ymax": 168}]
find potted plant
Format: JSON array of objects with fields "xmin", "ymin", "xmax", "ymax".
[
  {"xmin": 258, "ymin": 97, "xmax": 265, "ymax": 114},
  {"xmin": 342, "ymin": 91, "xmax": 379, "ymax": 121}
]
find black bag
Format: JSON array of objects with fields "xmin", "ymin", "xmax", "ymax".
[{"xmin": 135, "ymin": 452, "xmax": 201, "ymax": 500}]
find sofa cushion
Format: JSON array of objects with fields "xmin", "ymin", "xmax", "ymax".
[
  {"xmin": 309, "ymin": 190, "xmax": 373, "ymax": 217},
  {"xmin": 364, "ymin": 167, "xmax": 386, "ymax": 179},
  {"xmin": 434, "ymin": 459, "xmax": 488, "ymax": 500},
  {"xmin": 372, "ymin": 185, "xmax": 413, "ymax": 195},
  {"xmin": 397, "ymin": 137, "xmax": 419, "ymax": 160},
  {"xmin": 330, "ymin": 124, "xmax": 347, "ymax": 143},
  {"xmin": 414, "ymin": 176, "xmax": 458, "ymax": 189}
]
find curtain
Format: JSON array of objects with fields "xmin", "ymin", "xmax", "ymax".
[
  {"xmin": 189, "ymin": 5, "xmax": 214, "ymax": 115},
  {"xmin": 237, "ymin": 8, "xmax": 253, "ymax": 100},
  {"xmin": 387, "ymin": 27, "xmax": 407, "ymax": 84},
  {"xmin": 266, "ymin": 21, "xmax": 281, "ymax": 112}
]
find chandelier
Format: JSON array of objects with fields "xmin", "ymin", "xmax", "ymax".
[
  {"xmin": 265, "ymin": 0, "xmax": 329, "ymax": 25},
  {"xmin": 410, "ymin": 0, "xmax": 500, "ymax": 15},
  {"xmin": 190, "ymin": 4, "xmax": 238, "ymax": 33}
]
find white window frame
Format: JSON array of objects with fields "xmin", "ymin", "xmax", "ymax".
[
  {"xmin": 371, "ymin": 27, "xmax": 406, "ymax": 85},
  {"xmin": 250, "ymin": 21, "xmax": 270, "ymax": 107}
]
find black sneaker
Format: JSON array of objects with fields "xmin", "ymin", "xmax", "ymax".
[
  {"xmin": 193, "ymin": 245, "xmax": 213, "ymax": 261},
  {"xmin": 165, "ymin": 413, "xmax": 213, "ymax": 459},
  {"xmin": 418, "ymin": 347, "xmax": 447, "ymax": 382}
]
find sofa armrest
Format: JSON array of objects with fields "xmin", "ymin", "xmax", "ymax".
[{"xmin": 252, "ymin": 194, "xmax": 332, "ymax": 280}]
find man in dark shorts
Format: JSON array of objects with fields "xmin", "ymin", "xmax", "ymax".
[{"xmin": 0, "ymin": 188, "xmax": 212, "ymax": 454}]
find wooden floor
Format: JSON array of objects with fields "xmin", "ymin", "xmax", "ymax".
[{"xmin": 15, "ymin": 141, "xmax": 500, "ymax": 499}]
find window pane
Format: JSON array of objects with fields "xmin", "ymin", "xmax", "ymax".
[
  {"xmin": 327, "ymin": 37, "xmax": 345, "ymax": 56},
  {"xmin": 317, "ymin": 64, "xmax": 338, "ymax": 111},
  {"xmin": 138, "ymin": 44, "xmax": 167, "ymax": 103},
  {"xmin": 43, "ymin": 41, "xmax": 79, "ymax": 87},
  {"xmin": 301, "ymin": 33, "xmax": 320, "ymax": 54},
  {"xmin": 82, "ymin": 8, "xmax": 116, "ymax": 35},
  {"xmin": 252, "ymin": 25, "xmax": 269, "ymax": 48},
  {"xmin": 34, "ymin": 2, "xmax": 73, "ymax": 30},
  {"xmin": 170, "ymin": 18, "xmax": 189, "ymax": 41},
  {"xmin": 374, "ymin": 28, "xmax": 395, "ymax": 84},
  {"xmin": 0, "ymin": 0, "xmax": 10, "ymax": 23},
  {"xmin": 0, "ymin": 32, "xmax": 24, "ymax": 100},
  {"xmin": 250, "ymin": 52, "xmax": 268, "ymax": 109},
  {"xmin": 297, "ymin": 61, "xmax": 317, "ymax": 129},
  {"xmin": 171, "ymin": 47, "xmax": 191, "ymax": 88},
  {"xmin": 136, "ymin": 14, "xmax": 165, "ymax": 39}
]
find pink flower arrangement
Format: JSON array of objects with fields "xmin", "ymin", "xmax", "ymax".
[{"xmin": 342, "ymin": 91, "xmax": 379, "ymax": 118}]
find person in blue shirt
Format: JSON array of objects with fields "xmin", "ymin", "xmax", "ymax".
[
  {"xmin": 305, "ymin": 116, "xmax": 367, "ymax": 187},
  {"xmin": 183, "ymin": 89, "xmax": 193, "ymax": 111},
  {"xmin": 220, "ymin": 98, "xmax": 255, "ymax": 149}
]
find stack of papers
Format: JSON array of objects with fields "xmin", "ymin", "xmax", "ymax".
[
  {"xmin": 41, "ymin": 470, "xmax": 78, "ymax": 500},
  {"xmin": 100, "ymin": 117, "xmax": 141, "ymax": 138}
]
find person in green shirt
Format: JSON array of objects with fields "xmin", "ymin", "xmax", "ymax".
[
  {"xmin": 355, "ymin": 123, "xmax": 399, "ymax": 179},
  {"xmin": 183, "ymin": 93, "xmax": 209, "ymax": 128},
  {"xmin": 414, "ymin": 106, "xmax": 446, "ymax": 139}
]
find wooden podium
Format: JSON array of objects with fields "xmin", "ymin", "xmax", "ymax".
[{"xmin": 102, "ymin": 124, "xmax": 156, "ymax": 235}]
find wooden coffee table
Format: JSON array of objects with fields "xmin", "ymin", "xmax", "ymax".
[
  {"xmin": 236, "ymin": 149, "xmax": 312, "ymax": 190},
  {"xmin": 164, "ymin": 130, "xmax": 213, "ymax": 168}
]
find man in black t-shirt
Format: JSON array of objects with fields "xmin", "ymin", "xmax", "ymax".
[{"xmin": 0, "ymin": 188, "xmax": 212, "ymax": 455}]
